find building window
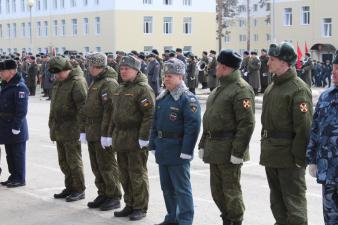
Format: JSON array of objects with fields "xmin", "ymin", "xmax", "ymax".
[
  {"xmin": 36, "ymin": 0, "xmax": 41, "ymax": 10},
  {"xmin": 20, "ymin": 0, "xmax": 24, "ymax": 11},
  {"xmin": 253, "ymin": 4, "xmax": 258, "ymax": 12},
  {"xmin": 163, "ymin": 17, "xmax": 173, "ymax": 34},
  {"xmin": 284, "ymin": 8, "xmax": 292, "ymax": 26},
  {"xmin": 254, "ymin": 34, "xmax": 258, "ymax": 42},
  {"xmin": 266, "ymin": 3, "xmax": 271, "ymax": 11},
  {"xmin": 239, "ymin": 19, "xmax": 245, "ymax": 27},
  {"xmin": 36, "ymin": 21, "xmax": 41, "ymax": 37},
  {"xmin": 144, "ymin": 46, "xmax": 153, "ymax": 52},
  {"xmin": 53, "ymin": 0, "xmax": 57, "ymax": 9},
  {"xmin": 60, "ymin": 19, "xmax": 65, "ymax": 36},
  {"xmin": 322, "ymin": 18, "xmax": 332, "ymax": 37},
  {"xmin": 95, "ymin": 0, "xmax": 99, "ymax": 4},
  {"xmin": 239, "ymin": 34, "xmax": 246, "ymax": 42},
  {"xmin": 301, "ymin": 6, "xmax": 310, "ymax": 25},
  {"xmin": 12, "ymin": 23, "xmax": 16, "ymax": 38},
  {"xmin": 43, "ymin": 0, "xmax": 47, "ymax": 10},
  {"xmin": 52, "ymin": 20, "xmax": 58, "ymax": 36},
  {"xmin": 0, "ymin": 0, "xmax": 2, "ymax": 14},
  {"xmin": 83, "ymin": 0, "xmax": 88, "ymax": 6},
  {"xmin": 266, "ymin": 33, "xmax": 271, "ymax": 41},
  {"xmin": 0, "ymin": 24, "xmax": 2, "ymax": 39},
  {"xmin": 71, "ymin": 0, "xmax": 76, "ymax": 7},
  {"xmin": 238, "ymin": 5, "xmax": 246, "ymax": 13},
  {"xmin": 143, "ymin": 16, "xmax": 153, "ymax": 34},
  {"xmin": 183, "ymin": 0, "xmax": 191, "ymax": 6},
  {"xmin": 96, "ymin": 46, "xmax": 101, "ymax": 52},
  {"xmin": 71, "ymin": 19, "xmax": 77, "ymax": 36},
  {"xmin": 183, "ymin": 46, "xmax": 192, "ymax": 52},
  {"xmin": 26, "ymin": 22, "xmax": 31, "ymax": 38},
  {"xmin": 43, "ymin": 21, "xmax": 48, "ymax": 36},
  {"xmin": 95, "ymin": 17, "xmax": 100, "ymax": 35},
  {"xmin": 61, "ymin": 47, "xmax": 66, "ymax": 54},
  {"xmin": 84, "ymin": 46, "xmax": 89, "ymax": 53},
  {"xmin": 163, "ymin": 0, "xmax": 172, "ymax": 5},
  {"xmin": 12, "ymin": 0, "xmax": 16, "ymax": 13},
  {"xmin": 164, "ymin": 46, "xmax": 173, "ymax": 51},
  {"xmin": 253, "ymin": 19, "xmax": 258, "ymax": 27},
  {"xmin": 6, "ymin": 0, "xmax": 10, "ymax": 13},
  {"xmin": 60, "ymin": 0, "xmax": 64, "ymax": 8},
  {"xmin": 143, "ymin": 0, "xmax": 152, "ymax": 4},
  {"xmin": 83, "ymin": 18, "xmax": 89, "ymax": 35},
  {"xmin": 183, "ymin": 17, "xmax": 192, "ymax": 34},
  {"xmin": 224, "ymin": 34, "xmax": 230, "ymax": 43},
  {"xmin": 21, "ymin": 22, "xmax": 25, "ymax": 37}
]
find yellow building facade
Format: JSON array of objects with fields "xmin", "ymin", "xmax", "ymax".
[{"xmin": 0, "ymin": 0, "xmax": 216, "ymax": 55}]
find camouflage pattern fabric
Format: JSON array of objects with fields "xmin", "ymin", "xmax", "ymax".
[{"xmin": 322, "ymin": 185, "xmax": 338, "ymax": 225}]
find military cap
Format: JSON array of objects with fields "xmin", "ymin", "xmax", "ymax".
[
  {"xmin": 268, "ymin": 42, "xmax": 297, "ymax": 65},
  {"xmin": 243, "ymin": 51, "xmax": 249, "ymax": 55},
  {"xmin": 14, "ymin": 57, "xmax": 20, "ymax": 61},
  {"xmin": 217, "ymin": 49, "xmax": 242, "ymax": 70},
  {"xmin": 86, "ymin": 52, "xmax": 107, "ymax": 67},
  {"xmin": 107, "ymin": 54, "xmax": 114, "ymax": 59},
  {"xmin": 152, "ymin": 49, "xmax": 159, "ymax": 56},
  {"xmin": 169, "ymin": 50, "xmax": 176, "ymax": 58},
  {"xmin": 0, "ymin": 59, "xmax": 17, "ymax": 70},
  {"xmin": 210, "ymin": 50, "xmax": 216, "ymax": 55},
  {"xmin": 250, "ymin": 51, "xmax": 258, "ymax": 55},
  {"xmin": 147, "ymin": 52, "xmax": 156, "ymax": 58},
  {"xmin": 333, "ymin": 54, "xmax": 338, "ymax": 65},
  {"xmin": 119, "ymin": 55, "xmax": 141, "ymax": 71},
  {"xmin": 176, "ymin": 48, "xmax": 183, "ymax": 53},
  {"xmin": 261, "ymin": 49, "xmax": 267, "ymax": 53},
  {"xmin": 48, "ymin": 56, "xmax": 73, "ymax": 73},
  {"xmin": 131, "ymin": 50, "xmax": 138, "ymax": 56},
  {"xmin": 30, "ymin": 56, "xmax": 36, "ymax": 60},
  {"xmin": 163, "ymin": 58, "xmax": 186, "ymax": 75}
]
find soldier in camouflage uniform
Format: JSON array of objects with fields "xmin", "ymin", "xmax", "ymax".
[
  {"xmin": 260, "ymin": 42, "xmax": 313, "ymax": 225},
  {"xmin": 306, "ymin": 53, "xmax": 338, "ymax": 225},
  {"xmin": 110, "ymin": 55, "xmax": 155, "ymax": 221},
  {"xmin": 198, "ymin": 50, "xmax": 255, "ymax": 225},
  {"xmin": 48, "ymin": 56, "xmax": 88, "ymax": 202},
  {"xmin": 80, "ymin": 52, "xmax": 122, "ymax": 211}
]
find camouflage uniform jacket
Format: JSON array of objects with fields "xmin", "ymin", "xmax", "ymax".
[
  {"xmin": 82, "ymin": 67, "xmax": 118, "ymax": 141},
  {"xmin": 306, "ymin": 86, "xmax": 338, "ymax": 184},
  {"xmin": 49, "ymin": 66, "xmax": 88, "ymax": 141},
  {"xmin": 110, "ymin": 73, "xmax": 155, "ymax": 152},
  {"xmin": 260, "ymin": 68, "xmax": 313, "ymax": 168},
  {"xmin": 199, "ymin": 70, "xmax": 255, "ymax": 164}
]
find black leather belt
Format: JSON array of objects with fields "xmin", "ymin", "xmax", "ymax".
[
  {"xmin": 157, "ymin": 131, "xmax": 183, "ymax": 139},
  {"xmin": 262, "ymin": 129, "xmax": 295, "ymax": 139},
  {"xmin": 205, "ymin": 130, "xmax": 234, "ymax": 139}
]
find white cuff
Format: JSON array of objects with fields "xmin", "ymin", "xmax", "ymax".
[
  {"xmin": 230, "ymin": 155, "xmax": 243, "ymax": 164},
  {"xmin": 308, "ymin": 164, "xmax": 317, "ymax": 178},
  {"xmin": 138, "ymin": 139, "xmax": 149, "ymax": 149},
  {"xmin": 180, "ymin": 153, "xmax": 192, "ymax": 160},
  {"xmin": 12, "ymin": 129, "xmax": 20, "ymax": 135},
  {"xmin": 198, "ymin": 148, "xmax": 204, "ymax": 159},
  {"xmin": 100, "ymin": 136, "xmax": 107, "ymax": 148},
  {"xmin": 106, "ymin": 137, "xmax": 113, "ymax": 147}
]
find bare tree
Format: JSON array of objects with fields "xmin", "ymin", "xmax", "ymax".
[{"xmin": 216, "ymin": 0, "xmax": 239, "ymax": 52}]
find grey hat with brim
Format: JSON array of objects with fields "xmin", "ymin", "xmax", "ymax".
[
  {"xmin": 119, "ymin": 56, "xmax": 141, "ymax": 71},
  {"xmin": 164, "ymin": 58, "xmax": 186, "ymax": 75}
]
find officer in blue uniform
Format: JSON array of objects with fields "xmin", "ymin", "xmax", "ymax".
[
  {"xmin": 149, "ymin": 58, "xmax": 201, "ymax": 225},
  {"xmin": 306, "ymin": 53, "xmax": 338, "ymax": 225},
  {"xmin": 0, "ymin": 59, "xmax": 29, "ymax": 188}
]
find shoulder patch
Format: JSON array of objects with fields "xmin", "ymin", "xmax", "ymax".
[
  {"xmin": 140, "ymin": 98, "xmax": 152, "ymax": 108},
  {"xmin": 300, "ymin": 102, "xmax": 308, "ymax": 113},
  {"xmin": 243, "ymin": 99, "xmax": 252, "ymax": 109},
  {"xmin": 19, "ymin": 91, "xmax": 26, "ymax": 99}
]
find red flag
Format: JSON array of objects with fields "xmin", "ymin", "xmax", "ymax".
[
  {"xmin": 305, "ymin": 42, "xmax": 309, "ymax": 54},
  {"xmin": 296, "ymin": 42, "xmax": 303, "ymax": 70}
]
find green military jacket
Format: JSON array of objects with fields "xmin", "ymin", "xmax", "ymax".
[
  {"xmin": 110, "ymin": 73, "xmax": 155, "ymax": 152},
  {"xmin": 199, "ymin": 70, "xmax": 255, "ymax": 164},
  {"xmin": 49, "ymin": 66, "xmax": 88, "ymax": 141},
  {"xmin": 82, "ymin": 67, "xmax": 118, "ymax": 141},
  {"xmin": 260, "ymin": 68, "xmax": 313, "ymax": 168}
]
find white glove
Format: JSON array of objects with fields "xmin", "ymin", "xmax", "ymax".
[
  {"xmin": 138, "ymin": 139, "xmax": 149, "ymax": 149},
  {"xmin": 79, "ymin": 133, "xmax": 87, "ymax": 144},
  {"xmin": 100, "ymin": 137, "xmax": 107, "ymax": 149},
  {"xmin": 150, "ymin": 150, "xmax": 155, "ymax": 155},
  {"xmin": 198, "ymin": 148, "xmax": 204, "ymax": 159},
  {"xmin": 308, "ymin": 164, "xmax": 317, "ymax": 178},
  {"xmin": 106, "ymin": 137, "xmax": 112, "ymax": 147},
  {"xmin": 230, "ymin": 155, "xmax": 243, "ymax": 164},
  {"xmin": 12, "ymin": 129, "xmax": 20, "ymax": 135},
  {"xmin": 180, "ymin": 153, "xmax": 192, "ymax": 160}
]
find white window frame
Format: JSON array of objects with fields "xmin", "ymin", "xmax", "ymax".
[
  {"xmin": 183, "ymin": 0, "xmax": 191, "ymax": 6},
  {"xmin": 322, "ymin": 18, "xmax": 332, "ymax": 37},
  {"xmin": 143, "ymin": 0, "xmax": 152, "ymax": 4},
  {"xmin": 163, "ymin": 0, "xmax": 172, "ymax": 5},
  {"xmin": 143, "ymin": 16, "xmax": 153, "ymax": 34},
  {"xmin": 95, "ymin": 17, "xmax": 101, "ymax": 35},
  {"xmin": 301, "ymin": 6, "xmax": 310, "ymax": 25},
  {"xmin": 224, "ymin": 34, "xmax": 230, "ymax": 43},
  {"xmin": 60, "ymin": 19, "xmax": 65, "ymax": 36},
  {"xmin": 52, "ymin": 20, "xmax": 58, "ymax": 36},
  {"xmin": 36, "ymin": 21, "xmax": 41, "ymax": 37},
  {"xmin": 20, "ymin": 0, "xmax": 24, "ymax": 12},
  {"xmin": 83, "ymin": 18, "xmax": 89, "ymax": 35},
  {"xmin": 284, "ymin": 8, "xmax": 292, "ymax": 26},
  {"xmin": 71, "ymin": 18, "xmax": 77, "ymax": 36},
  {"xmin": 163, "ymin": 17, "xmax": 173, "ymax": 34},
  {"xmin": 183, "ymin": 17, "xmax": 192, "ymax": 34},
  {"xmin": 21, "ymin": 22, "xmax": 25, "ymax": 37}
]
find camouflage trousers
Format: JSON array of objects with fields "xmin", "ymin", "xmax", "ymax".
[
  {"xmin": 117, "ymin": 150, "xmax": 149, "ymax": 211},
  {"xmin": 210, "ymin": 163, "xmax": 244, "ymax": 222},
  {"xmin": 56, "ymin": 140, "xmax": 85, "ymax": 192},
  {"xmin": 322, "ymin": 184, "xmax": 338, "ymax": 225},
  {"xmin": 265, "ymin": 167, "xmax": 308, "ymax": 225},
  {"xmin": 88, "ymin": 141, "xmax": 122, "ymax": 199}
]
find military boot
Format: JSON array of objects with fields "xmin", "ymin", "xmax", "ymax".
[
  {"xmin": 65, "ymin": 192, "xmax": 85, "ymax": 202},
  {"xmin": 54, "ymin": 189, "xmax": 71, "ymax": 199},
  {"xmin": 114, "ymin": 206, "xmax": 133, "ymax": 217},
  {"xmin": 99, "ymin": 198, "xmax": 121, "ymax": 211},
  {"xmin": 129, "ymin": 209, "xmax": 146, "ymax": 221},
  {"xmin": 87, "ymin": 195, "xmax": 106, "ymax": 208}
]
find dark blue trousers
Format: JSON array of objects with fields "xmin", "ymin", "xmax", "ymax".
[
  {"xmin": 4, "ymin": 142, "xmax": 26, "ymax": 183},
  {"xmin": 159, "ymin": 163, "xmax": 194, "ymax": 225},
  {"xmin": 323, "ymin": 184, "xmax": 338, "ymax": 225}
]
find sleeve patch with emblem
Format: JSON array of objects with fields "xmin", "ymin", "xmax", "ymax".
[
  {"xmin": 190, "ymin": 103, "xmax": 197, "ymax": 113},
  {"xmin": 19, "ymin": 91, "xmax": 25, "ymax": 99},
  {"xmin": 300, "ymin": 103, "xmax": 308, "ymax": 112},
  {"xmin": 243, "ymin": 99, "xmax": 251, "ymax": 109},
  {"xmin": 101, "ymin": 93, "xmax": 108, "ymax": 101},
  {"xmin": 141, "ymin": 98, "xmax": 151, "ymax": 108}
]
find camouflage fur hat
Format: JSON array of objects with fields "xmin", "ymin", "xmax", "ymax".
[
  {"xmin": 164, "ymin": 58, "xmax": 186, "ymax": 75},
  {"xmin": 268, "ymin": 42, "xmax": 297, "ymax": 66},
  {"xmin": 86, "ymin": 52, "xmax": 107, "ymax": 67},
  {"xmin": 119, "ymin": 55, "xmax": 141, "ymax": 71},
  {"xmin": 48, "ymin": 56, "xmax": 73, "ymax": 73}
]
